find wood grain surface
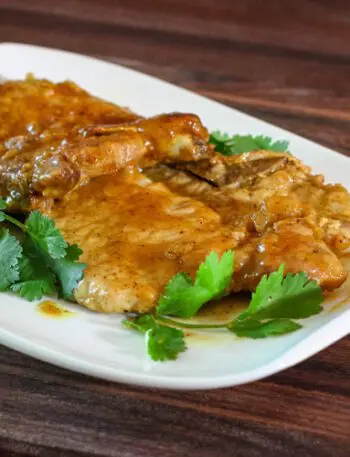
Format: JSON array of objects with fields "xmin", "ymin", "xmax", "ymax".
[{"xmin": 0, "ymin": 1, "xmax": 349, "ymax": 456}]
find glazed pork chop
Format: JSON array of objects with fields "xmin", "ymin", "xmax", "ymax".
[
  {"xmin": 0, "ymin": 77, "xmax": 209, "ymax": 211},
  {"xmin": 0, "ymin": 77, "xmax": 349, "ymax": 313},
  {"xmin": 47, "ymin": 167, "xmax": 347, "ymax": 313},
  {"xmin": 48, "ymin": 170, "xmax": 241, "ymax": 313},
  {"xmin": 146, "ymin": 151, "xmax": 350, "ymax": 292}
]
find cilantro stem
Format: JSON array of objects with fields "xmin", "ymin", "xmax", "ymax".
[
  {"xmin": 3, "ymin": 213, "xmax": 26, "ymax": 231},
  {"xmin": 154, "ymin": 315, "xmax": 228, "ymax": 329}
]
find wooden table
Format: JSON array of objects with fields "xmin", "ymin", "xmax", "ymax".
[{"xmin": 0, "ymin": 1, "xmax": 349, "ymax": 456}]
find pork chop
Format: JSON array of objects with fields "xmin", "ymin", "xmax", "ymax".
[
  {"xmin": 146, "ymin": 151, "xmax": 350, "ymax": 292},
  {"xmin": 0, "ymin": 77, "xmax": 349, "ymax": 314},
  {"xmin": 0, "ymin": 77, "xmax": 210, "ymax": 212},
  {"xmin": 47, "ymin": 170, "xmax": 241, "ymax": 313},
  {"xmin": 49, "ymin": 159, "xmax": 347, "ymax": 313}
]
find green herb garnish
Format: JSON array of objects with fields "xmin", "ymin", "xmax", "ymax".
[
  {"xmin": 156, "ymin": 250, "xmax": 234, "ymax": 318},
  {"xmin": 124, "ymin": 253, "xmax": 324, "ymax": 361},
  {"xmin": 229, "ymin": 318, "xmax": 302, "ymax": 338},
  {"xmin": 235, "ymin": 264, "xmax": 323, "ymax": 321},
  {"xmin": 10, "ymin": 249, "xmax": 56, "ymax": 301},
  {"xmin": 123, "ymin": 314, "xmax": 186, "ymax": 361},
  {"xmin": 0, "ymin": 199, "xmax": 86, "ymax": 301},
  {"xmin": 209, "ymin": 132, "xmax": 289, "ymax": 156}
]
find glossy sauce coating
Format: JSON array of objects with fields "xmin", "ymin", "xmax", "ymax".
[
  {"xmin": 48, "ymin": 169, "xmax": 241, "ymax": 313},
  {"xmin": 0, "ymin": 78, "xmax": 209, "ymax": 211},
  {"xmin": 147, "ymin": 152, "xmax": 349, "ymax": 291}
]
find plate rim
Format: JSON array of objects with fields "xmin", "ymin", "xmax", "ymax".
[{"xmin": 2, "ymin": 309, "xmax": 349, "ymax": 389}]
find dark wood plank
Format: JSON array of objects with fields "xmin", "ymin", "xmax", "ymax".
[
  {"xmin": 1, "ymin": 340, "xmax": 350, "ymax": 457},
  {"xmin": 0, "ymin": 1, "xmax": 349, "ymax": 456},
  {"xmin": 2, "ymin": 1, "xmax": 350, "ymax": 156},
  {"xmin": 102, "ymin": 60, "xmax": 350, "ymax": 156},
  {"xmin": 3, "ymin": 0, "xmax": 350, "ymax": 58}
]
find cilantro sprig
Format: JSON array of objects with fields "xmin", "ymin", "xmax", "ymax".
[
  {"xmin": 156, "ymin": 250, "xmax": 234, "ymax": 318},
  {"xmin": 10, "ymin": 250, "xmax": 57, "ymax": 300},
  {"xmin": 209, "ymin": 132, "xmax": 289, "ymax": 156},
  {"xmin": 227, "ymin": 264, "xmax": 322, "ymax": 337},
  {"xmin": 124, "ymin": 252, "xmax": 324, "ymax": 362},
  {"xmin": 0, "ymin": 199, "xmax": 86, "ymax": 301},
  {"xmin": 124, "ymin": 315, "xmax": 186, "ymax": 361}
]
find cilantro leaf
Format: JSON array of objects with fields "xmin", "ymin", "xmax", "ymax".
[
  {"xmin": 22, "ymin": 221, "xmax": 86, "ymax": 301},
  {"xmin": 156, "ymin": 250, "xmax": 234, "ymax": 318},
  {"xmin": 122, "ymin": 314, "xmax": 156, "ymax": 333},
  {"xmin": 10, "ymin": 240, "xmax": 56, "ymax": 301},
  {"xmin": 0, "ymin": 229, "xmax": 22, "ymax": 290},
  {"xmin": 123, "ymin": 314, "xmax": 186, "ymax": 361},
  {"xmin": 25, "ymin": 211, "xmax": 67, "ymax": 259},
  {"xmin": 195, "ymin": 250, "xmax": 233, "ymax": 298},
  {"xmin": 51, "ymin": 244, "xmax": 86, "ymax": 301},
  {"xmin": 0, "ymin": 201, "xmax": 86, "ymax": 302},
  {"xmin": 0, "ymin": 206, "xmax": 86, "ymax": 301},
  {"xmin": 156, "ymin": 273, "xmax": 210, "ymax": 318},
  {"xmin": 209, "ymin": 132, "xmax": 289, "ymax": 156},
  {"xmin": 10, "ymin": 261, "xmax": 56, "ymax": 301},
  {"xmin": 229, "ymin": 318, "xmax": 302, "ymax": 338},
  {"xmin": 244, "ymin": 264, "xmax": 323, "ymax": 320},
  {"xmin": 11, "ymin": 277, "xmax": 55, "ymax": 301},
  {"xmin": 64, "ymin": 243, "xmax": 83, "ymax": 261},
  {"xmin": 146, "ymin": 326, "xmax": 186, "ymax": 361},
  {"xmin": 228, "ymin": 265, "xmax": 323, "ymax": 338}
]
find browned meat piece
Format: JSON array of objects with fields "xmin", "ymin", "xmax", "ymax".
[
  {"xmin": 178, "ymin": 151, "xmax": 350, "ymax": 250},
  {"xmin": 48, "ymin": 171, "xmax": 241, "ymax": 313},
  {"xmin": 146, "ymin": 150, "xmax": 350, "ymax": 291},
  {"xmin": 232, "ymin": 221, "xmax": 346, "ymax": 292},
  {"xmin": 50, "ymin": 162, "xmax": 347, "ymax": 313},
  {"xmin": 152, "ymin": 151, "xmax": 350, "ymax": 250},
  {"xmin": 0, "ymin": 77, "xmax": 209, "ymax": 211},
  {"xmin": 1, "ymin": 77, "xmax": 349, "ymax": 314}
]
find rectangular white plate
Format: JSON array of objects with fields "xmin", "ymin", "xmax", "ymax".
[{"xmin": 0, "ymin": 42, "xmax": 349, "ymax": 390}]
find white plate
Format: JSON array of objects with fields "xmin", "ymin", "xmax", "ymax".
[{"xmin": 0, "ymin": 42, "xmax": 349, "ymax": 390}]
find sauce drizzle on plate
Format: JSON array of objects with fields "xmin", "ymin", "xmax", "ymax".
[{"xmin": 37, "ymin": 301, "xmax": 74, "ymax": 319}]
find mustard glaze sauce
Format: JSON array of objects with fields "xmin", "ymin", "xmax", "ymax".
[{"xmin": 37, "ymin": 300, "xmax": 74, "ymax": 318}]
